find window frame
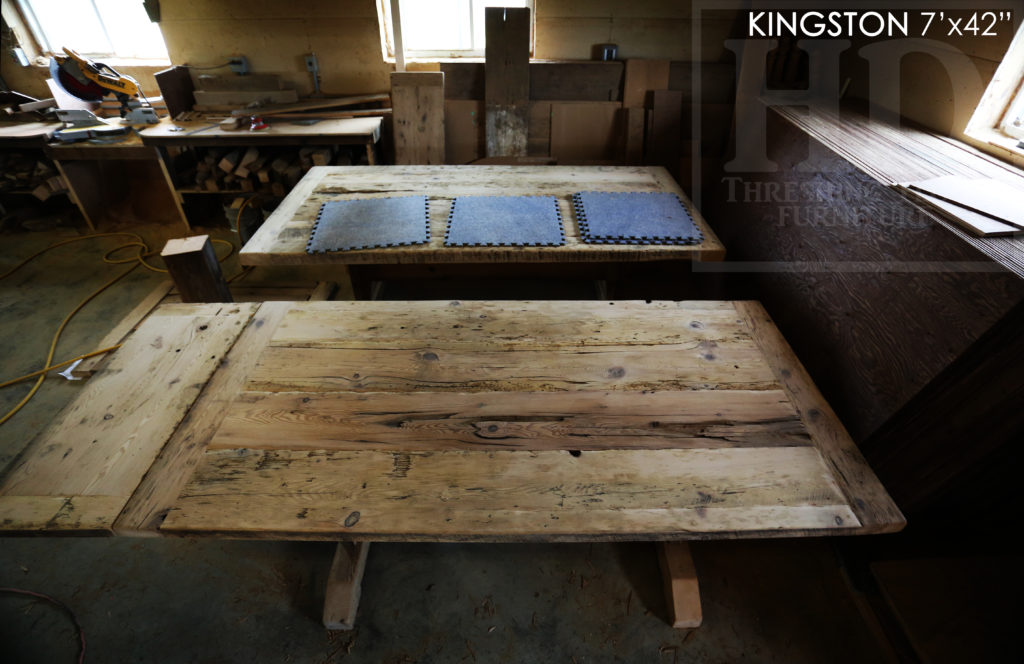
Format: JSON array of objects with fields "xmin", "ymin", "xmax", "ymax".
[
  {"xmin": 8, "ymin": 0, "xmax": 169, "ymax": 64},
  {"xmin": 376, "ymin": 0, "xmax": 535, "ymax": 62},
  {"xmin": 966, "ymin": 20, "xmax": 1024, "ymax": 153}
]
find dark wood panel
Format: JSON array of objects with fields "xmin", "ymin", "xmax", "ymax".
[{"xmin": 530, "ymin": 62, "xmax": 623, "ymax": 101}]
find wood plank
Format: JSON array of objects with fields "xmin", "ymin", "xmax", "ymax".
[
  {"xmin": 268, "ymin": 300, "xmax": 742, "ymax": 350},
  {"xmin": 445, "ymin": 99, "xmax": 484, "ymax": 165},
  {"xmin": 247, "ymin": 341, "xmax": 778, "ymax": 392},
  {"xmin": 527, "ymin": 101, "xmax": 552, "ymax": 157},
  {"xmin": 647, "ymin": 90, "xmax": 683, "ymax": 171},
  {"xmin": 530, "ymin": 62, "xmax": 623, "ymax": 101},
  {"xmin": 733, "ymin": 301, "xmax": 906, "ymax": 535},
  {"xmin": 161, "ymin": 235, "xmax": 233, "ymax": 303},
  {"xmin": 624, "ymin": 107, "xmax": 645, "ymax": 164},
  {"xmin": 114, "ymin": 302, "xmax": 290, "ymax": 535},
  {"xmin": 161, "ymin": 446, "xmax": 859, "ymax": 540},
  {"xmin": 154, "ymin": 65, "xmax": 195, "ymax": 118},
  {"xmin": 193, "ymin": 89, "xmax": 298, "ymax": 107},
  {"xmin": 550, "ymin": 102, "xmax": 622, "ymax": 164},
  {"xmin": 623, "ymin": 59, "xmax": 670, "ymax": 109},
  {"xmin": 236, "ymin": 165, "xmax": 727, "ymax": 265},
  {"xmin": 659, "ymin": 542, "xmax": 702, "ymax": 629},
  {"xmin": 70, "ymin": 280, "xmax": 174, "ymax": 378},
  {"xmin": 209, "ymin": 389, "xmax": 806, "ymax": 452},
  {"xmin": 323, "ymin": 542, "xmax": 370, "ymax": 630},
  {"xmin": 0, "ymin": 304, "xmax": 257, "ymax": 534},
  {"xmin": 485, "ymin": 6, "xmax": 530, "ymax": 157},
  {"xmin": 391, "ymin": 72, "xmax": 445, "ymax": 165},
  {"xmin": 0, "ymin": 495, "xmax": 127, "ymax": 533}
]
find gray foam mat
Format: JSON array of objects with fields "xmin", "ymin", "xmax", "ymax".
[
  {"xmin": 306, "ymin": 196, "xmax": 430, "ymax": 253},
  {"xmin": 573, "ymin": 191, "xmax": 703, "ymax": 245},
  {"xmin": 444, "ymin": 195, "xmax": 565, "ymax": 247}
]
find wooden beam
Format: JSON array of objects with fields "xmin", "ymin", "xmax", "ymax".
[
  {"xmin": 390, "ymin": 0, "xmax": 405, "ymax": 72},
  {"xmin": 391, "ymin": 72, "xmax": 445, "ymax": 165},
  {"xmin": 160, "ymin": 235, "xmax": 233, "ymax": 303},
  {"xmin": 323, "ymin": 542, "xmax": 370, "ymax": 630},
  {"xmin": 658, "ymin": 542, "xmax": 702, "ymax": 629},
  {"xmin": 484, "ymin": 6, "xmax": 530, "ymax": 157}
]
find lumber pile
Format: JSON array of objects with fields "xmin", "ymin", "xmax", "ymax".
[
  {"xmin": 185, "ymin": 73, "xmax": 391, "ymax": 122},
  {"xmin": 0, "ymin": 153, "xmax": 67, "ymax": 200}
]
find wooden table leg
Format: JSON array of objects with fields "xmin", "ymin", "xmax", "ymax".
[
  {"xmin": 323, "ymin": 542, "xmax": 370, "ymax": 630},
  {"xmin": 659, "ymin": 542, "xmax": 703, "ymax": 629},
  {"xmin": 160, "ymin": 235, "xmax": 233, "ymax": 303},
  {"xmin": 365, "ymin": 140, "xmax": 376, "ymax": 165}
]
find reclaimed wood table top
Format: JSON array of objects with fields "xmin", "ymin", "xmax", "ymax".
[
  {"xmin": 0, "ymin": 300, "xmax": 902, "ymax": 540},
  {"xmin": 238, "ymin": 166, "xmax": 727, "ymax": 266}
]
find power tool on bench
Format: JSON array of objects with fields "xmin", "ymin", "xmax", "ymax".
[{"xmin": 49, "ymin": 47, "xmax": 159, "ymax": 142}]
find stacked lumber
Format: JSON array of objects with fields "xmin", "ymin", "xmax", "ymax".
[
  {"xmin": 186, "ymin": 73, "xmax": 391, "ymax": 122},
  {"xmin": 178, "ymin": 145, "xmax": 358, "ymax": 196},
  {"xmin": 0, "ymin": 153, "xmax": 67, "ymax": 200}
]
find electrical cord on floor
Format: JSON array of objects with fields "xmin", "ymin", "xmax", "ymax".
[
  {"xmin": 0, "ymin": 587, "xmax": 85, "ymax": 664},
  {"xmin": 0, "ymin": 232, "xmax": 239, "ymax": 426}
]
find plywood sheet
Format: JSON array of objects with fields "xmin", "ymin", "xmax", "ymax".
[{"xmin": 550, "ymin": 102, "xmax": 622, "ymax": 164}]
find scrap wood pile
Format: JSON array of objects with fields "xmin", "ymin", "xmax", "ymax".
[{"xmin": 180, "ymin": 73, "xmax": 390, "ymax": 127}]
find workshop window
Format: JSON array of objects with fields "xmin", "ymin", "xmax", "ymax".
[
  {"xmin": 378, "ymin": 0, "xmax": 533, "ymax": 59},
  {"xmin": 15, "ymin": 0, "xmax": 169, "ymax": 61},
  {"xmin": 966, "ymin": 20, "xmax": 1024, "ymax": 154}
]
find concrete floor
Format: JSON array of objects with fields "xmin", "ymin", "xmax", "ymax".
[{"xmin": 0, "ymin": 220, "xmax": 894, "ymax": 663}]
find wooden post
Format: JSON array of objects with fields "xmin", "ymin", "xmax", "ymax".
[
  {"xmin": 323, "ymin": 542, "xmax": 370, "ymax": 630},
  {"xmin": 160, "ymin": 235, "xmax": 233, "ymax": 303},
  {"xmin": 390, "ymin": 0, "xmax": 405, "ymax": 72},
  {"xmin": 484, "ymin": 6, "xmax": 530, "ymax": 157},
  {"xmin": 658, "ymin": 542, "xmax": 703, "ymax": 629},
  {"xmin": 391, "ymin": 72, "xmax": 445, "ymax": 164}
]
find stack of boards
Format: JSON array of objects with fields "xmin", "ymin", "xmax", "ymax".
[
  {"xmin": 899, "ymin": 176, "xmax": 1024, "ymax": 238},
  {"xmin": 306, "ymin": 192, "xmax": 702, "ymax": 253}
]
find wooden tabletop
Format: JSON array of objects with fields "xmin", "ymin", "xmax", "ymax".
[
  {"xmin": 0, "ymin": 300, "xmax": 902, "ymax": 540},
  {"xmin": 139, "ymin": 116, "xmax": 382, "ymax": 147},
  {"xmin": 239, "ymin": 166, "xmax": 727, "ymax": 266}
]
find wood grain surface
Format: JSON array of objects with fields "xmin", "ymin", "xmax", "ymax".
[{"xmin": 156, "ymin": 299, "xmax": 902, "ymax": 540}]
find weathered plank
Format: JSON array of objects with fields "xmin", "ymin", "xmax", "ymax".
[
  {"xmin": 246, "ymin": 343, "xmax": 777, "ymax": 393},
  {"xmin": 209, "ymin": 389, "xmax": 806, "ymax": 451},
  {"xmin": 268, "ymin": 300, "xmax": 743, "ymax": 350},
  {"xmin": 485, "ymin": 7, "xmax": 530, "ymax": 156},
  {"xmin": 391, "ymin": 72, "xmax": 445, "ymax": 165},
  {"xmin": 162, "ymin": 446, "xmax": 859, "ymax": 540},
  {"xmin": 114, "ymin": 302, "xmax": 291, "ymax": 535},
  {"xmin": 0, "ymin": 304, "xmax": 257, "ymax": 532},
  {"xmin": 734, "ymin": 301, "xmax": 906, "ymax": 534}
]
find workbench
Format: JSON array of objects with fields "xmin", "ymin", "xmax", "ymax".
[
  {"xmin": 0, "ymin": 297, "xmax": 903, "ymax": 627},
  {"xmin": 139, "ymin": 116, "xmax": 382, "ymax": 163},
  {"xmin": 239, "ymin": 165, "xmax": 726, "ymax": 298}
]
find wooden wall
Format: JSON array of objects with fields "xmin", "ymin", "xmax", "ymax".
[
  {"xmin": 534, "ymin": 1, "xmax": 739, "ymax": 62},
  {"xmin": 3, "ymin": 1, "xmax": 740, "ymax": 101}
]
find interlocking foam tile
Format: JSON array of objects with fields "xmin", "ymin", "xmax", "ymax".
[
  {"xmin": 444, "ymin": 195, "xmax": 565, "ymax": 247},
  {"xmin": 572, "ymin": 191, "xmax": 703, "ymax": 245},
  {"xmin": 306, "ymin": 196, "xmax": 430, "ymax": 253}
]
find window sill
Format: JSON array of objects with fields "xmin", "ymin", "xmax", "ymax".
[{"xmin": 964, "ymin": 125, "xmax": 1024, "ymax": 164}]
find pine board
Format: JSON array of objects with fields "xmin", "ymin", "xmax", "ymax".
[
  {"xmin": 157, "ymin": 299, "xmax": 902, "ymax": 541},
  {"xmin": 0, "ymin": 303, "xmax": 257, "ymax": 532}
]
